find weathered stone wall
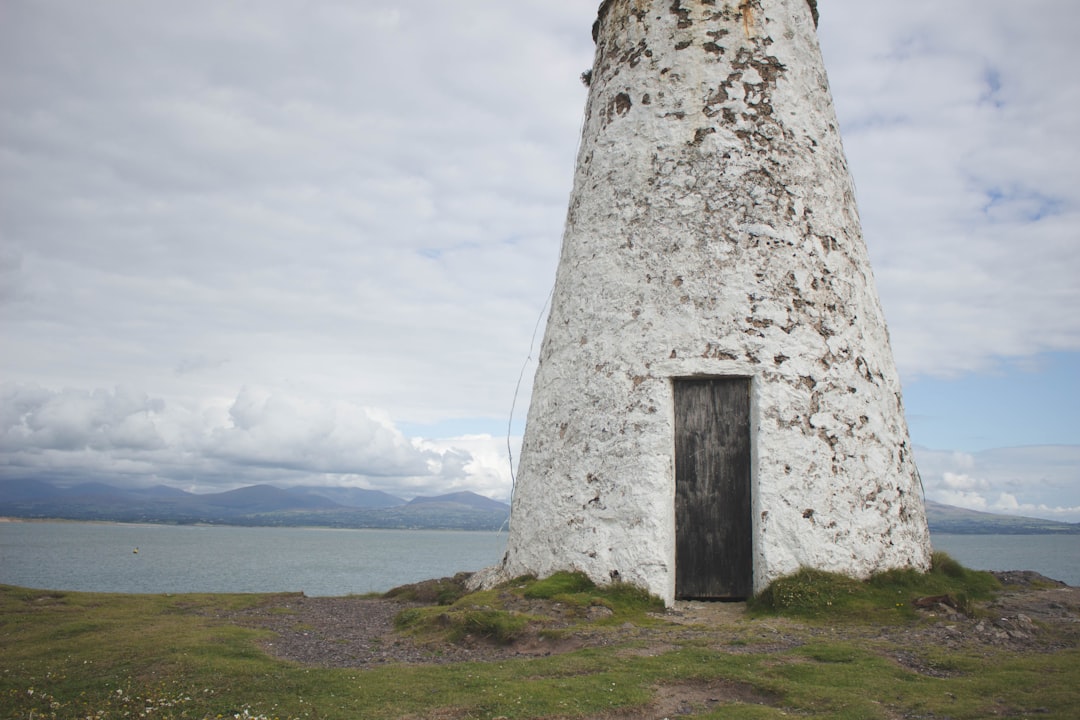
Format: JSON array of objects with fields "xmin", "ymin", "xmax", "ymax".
[{"xmin": 487, "ymin": 0, "xmax": 931, "ymax": 605}]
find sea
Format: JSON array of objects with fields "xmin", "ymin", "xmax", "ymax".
[
  {"xmin": 0, "ymin": 521, "xmax": 1077, "ymax": 596},
  {"xmin": 0, "ymin": 522, "xmax": 507, "ymax": 596}
]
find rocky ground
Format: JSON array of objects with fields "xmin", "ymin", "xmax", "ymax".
[{"xmin": 223, "ymin": 571, "xmax": 1079, "ymax": 673}]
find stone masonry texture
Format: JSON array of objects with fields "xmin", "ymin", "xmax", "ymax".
[{"xmin": 482, "ymin": 0, "xmax": 932, "ymax": 606}]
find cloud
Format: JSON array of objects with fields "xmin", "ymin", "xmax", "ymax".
[
  {"xmin": 0, "ymin": 1, "xmax": 1076, "ymax": 508},
  {"xmin": 940, "ymin": 473, "xmax": 988, "ymax": 492},
  {"xmin": 414, "ymin": 434, "xmax": 520, "ymax": 503},
  {"xmin": 0, "ymin": 382, "xmax": 514, "ymax": 500},
  {"xmin": 932, "ymin": 491, "xmax": 989, "ymax": 513},
  {"xmin": 916, "ymin": 445, "xmax": 1080, "ymax": 522},
  {"xmin": 0, "ymin": 0, "xmax": 593, "ymax": 427},
  {"xmin": 206, "ymin": 387, "xmax": 432, "ymax": 477},
  {"xmin": 990, "ymin": 492, "xmax": 1080, "ymax": 521},
  {"xmin": 819, "ymin": 0, "xmax": 1080, "ymax": 378},
  {"xmin": 0, "ymin": 384, "xmax": 166, "ymax": 453}
]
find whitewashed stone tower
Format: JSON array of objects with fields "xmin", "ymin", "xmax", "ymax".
[{"xmin": 491, "ymin": 0, "xmax": 931, "ymax": 605}]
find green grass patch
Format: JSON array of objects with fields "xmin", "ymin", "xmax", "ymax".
[
  {"xmin": 521, "ymin": 571, "xmax": 665, "ymax": 616},
  {"xmin": 395, "ymin": 574, "xmax": 660, "ymax": 647},
  {"xmin": 747, "ymin": 552, "xmax": 1000, "ymax": 621},
  {"xmin": 394, "ymin": 571, "xmax": 664, "ymax": 646},
  {"xmin": 521, "ymin": 571, "xmax": 597, "ymax": 599},
  {"xmin": 395, "ymin": 604, "xmax": 533, "ymax": 645},
  {"xmin": 3, "ymin": 579, "xmax": 1078, "ymax": 720}
]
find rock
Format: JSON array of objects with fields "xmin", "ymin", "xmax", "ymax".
[
  {"xmin": 992, "ymin": 570, "xmax": 1068, "ymax": 588},
  {"xmin": 587, "ymin": 605, "xmax": 614, "ymax": 620},
  {"xmin": 913, "ymin": 594, "xmax": 958, "ymax": 609}
]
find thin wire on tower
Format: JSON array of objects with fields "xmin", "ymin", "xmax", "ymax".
[
  {"xmin": 506, "ymin": 282, "xmax": 555, "ymax": 500},
  {"xmin": 503, "ymin": 86, "xmax": 588, "ymax": 514}
]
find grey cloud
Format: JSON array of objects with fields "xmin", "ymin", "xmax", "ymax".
[
  {"xmin": 206, "ymin": 387, "xmax": 434, "ymax": 477},
  {"xmin": 0, "ymin": 0, "xmax": 592, "ymax": 424},
  {"xmin": 0, "ymin": 382, "xmax": 499, "ymax": 498},
  {"xmin": 0, "ymin": 384, "xmax": 166, "ymax": 453},
  {"xmin": 0, "ymin": 245, "xmax": 26, "ymax": 305}
]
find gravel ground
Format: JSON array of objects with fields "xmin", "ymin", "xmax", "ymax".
[{"xmin": 223, "ymin": 571, "xmax": 1080, "ymax": 670}]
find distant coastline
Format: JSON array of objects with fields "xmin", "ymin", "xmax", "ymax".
[
  {"xmin": 2, "ymin": 478, "xmax": 1078, "ymax": 534},
  {"xmin": 0, "ymin": 479, "xmax": 511, "ymax": 532},
  {"xmin": 923, "ymin": 500, "xmax": 1080, "ymax": 535}
]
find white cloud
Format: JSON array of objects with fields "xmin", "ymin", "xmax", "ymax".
[
  {"xmin": 206, "ymin": 387, "xmax": 432, "ymax": 477},
  {"xmin": 932, "ymin": 491, "xmax": 989, "ymax": 513},
  {"xmin": 940, "ymin": 472, "xmax": 987, "ymax": 492},
  {"xmin": 0, "ymin": 0, "xmax": 592, "ymax": 429},
  {"xmin": 917, "ymin": 445, "xmax": 1080, "ymax": 522},
  {"xmin": 0, "ymin": 384, "xmax": 166, "ymax": 453},
  {"xmin": 0, "ymin": 382, "xmax": 513, "ymax": 500},
  {"xmin": 989, "ymin": 493, "xmax": 1080, "ymax": 522},
  {"xmin": 819, "ymin": 0, "xmax": 1080, "ymax": 378},
  {"xmin": 414, "ymin": 434, "xmax": 521, "ymax": 503}
]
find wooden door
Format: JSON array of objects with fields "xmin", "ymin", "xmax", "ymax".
[{"xmin": 674, "ymin": 377, "xmax": 752, "ymax": 600}]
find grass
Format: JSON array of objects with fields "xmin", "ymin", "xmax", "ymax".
[
  {"xmin": 392, "ymin": 571, "xmax": 664, "ymax": 646},
  {"xmin": 2, "ymin": 557, "xmax": 1078, "ymax": 719},
  {"xmin": 522, "ymin": 572, "xmax": 665, "ymax": 617},
  {"xmin": 394, "ymin": 604, "xmax": 533, "ymax": 645},
  {"xmin": 747, "ymin": 551, "xmax": 1001, "ymax": 620}
]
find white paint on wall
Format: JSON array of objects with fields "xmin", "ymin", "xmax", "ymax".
[{"xmin": 476, "ymin": 0, "xmax": 931, "ymax": 606}]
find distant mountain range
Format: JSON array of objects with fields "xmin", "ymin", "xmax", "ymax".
[
  {"xmin": 0, "ymin": 479, "xmax": 510, "ymax": 531},
  {"xmin": 922, "ymin": 500, "xmax": 1079, "ymax": 535},
  {"xmin": 1, "ymin": 479, "xmax": 1077, "ymax": 534}
]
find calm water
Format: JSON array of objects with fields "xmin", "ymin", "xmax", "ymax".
[
  {"xmin": 931, "ymin": 533, "xmax": 1079, "ymax": 586},
  {"xmin": 1, "ymin": 522, "xmax": 1076, "ymax": 595},
  {"xmin": 0, "ymin": 522, "xmax": 507, "ymax": 596}
]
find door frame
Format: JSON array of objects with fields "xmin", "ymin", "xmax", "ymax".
[{"xmin": 671, "ymin": 374, "xmax": 757, "ymax": 601}]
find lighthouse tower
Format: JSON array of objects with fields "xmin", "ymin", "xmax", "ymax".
[{"xmin": 491, "ymin": 0, "xmax": 931, "ymax": 606}]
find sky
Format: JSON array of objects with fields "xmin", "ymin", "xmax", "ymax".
[{"xmin": 1, "ymin": 1, "xmax": 1077, "ymax": 521}]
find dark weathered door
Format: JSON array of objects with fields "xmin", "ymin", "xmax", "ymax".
[{"xmin": 674, "ymin": 377, "xmax": 752, "ymax": 600}]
